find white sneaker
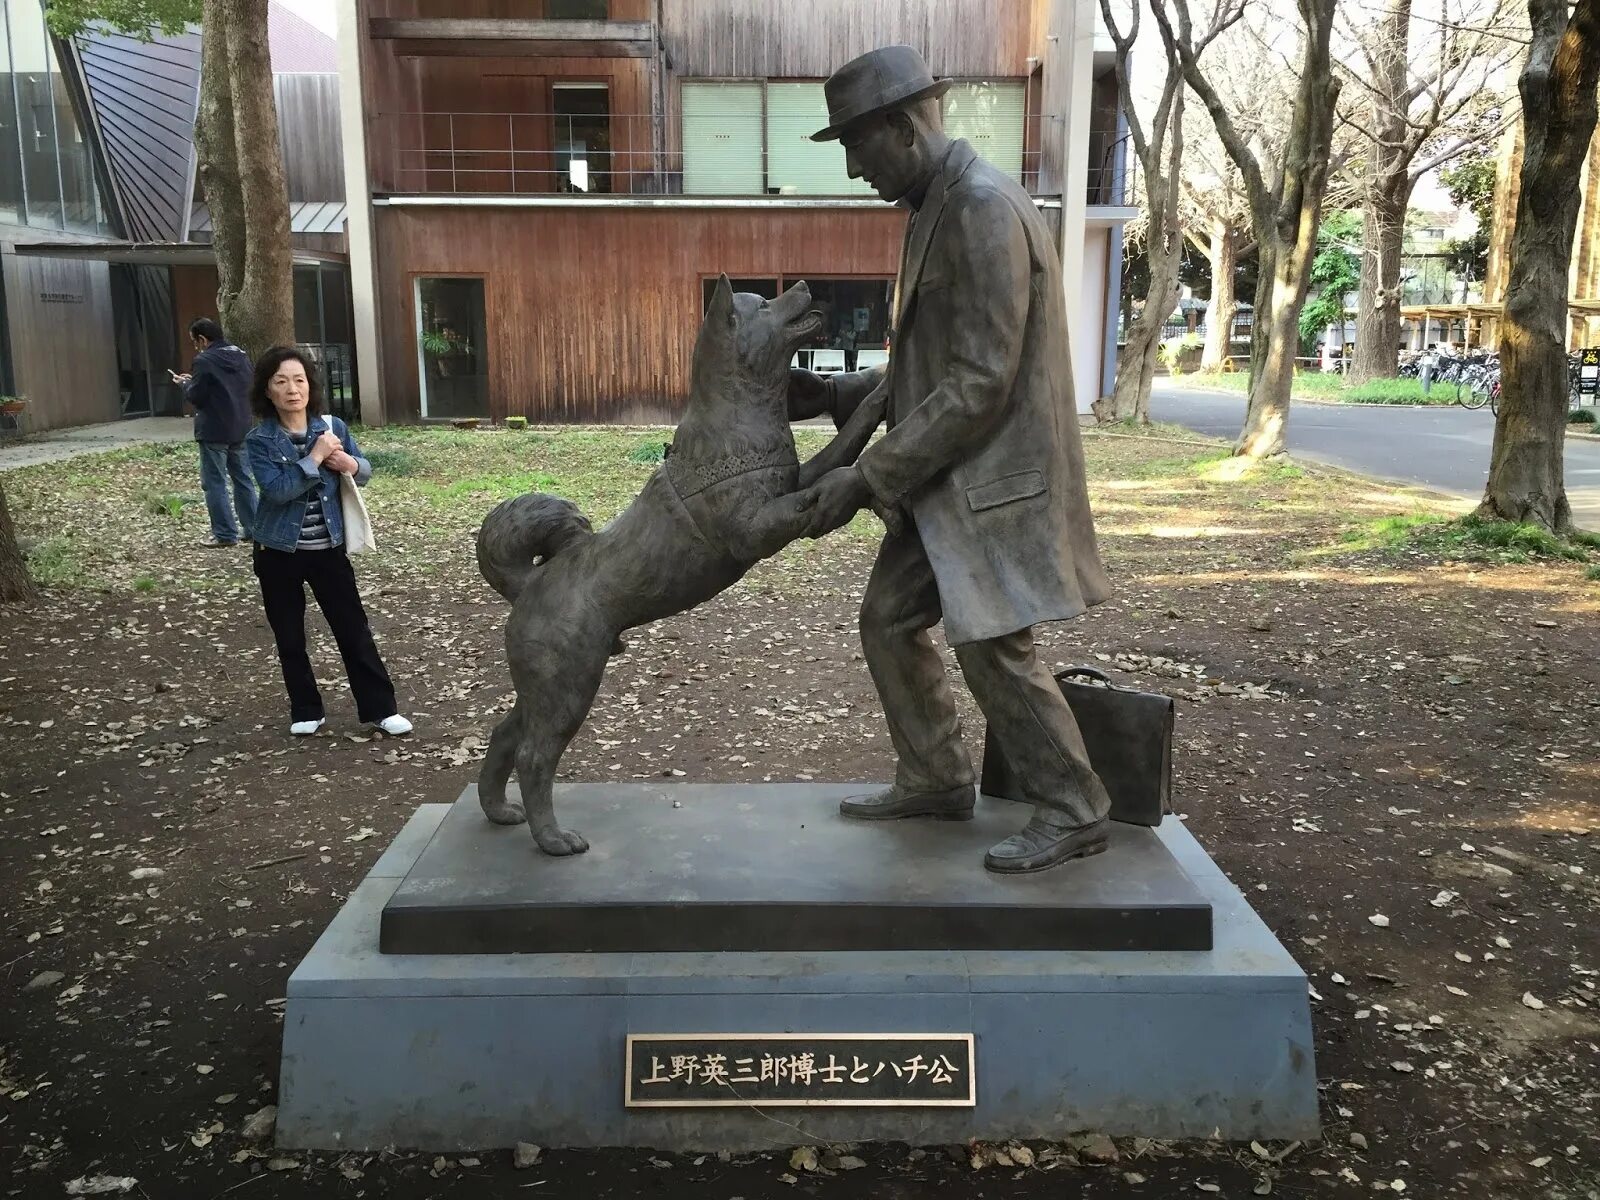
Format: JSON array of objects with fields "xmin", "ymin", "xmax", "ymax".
[
  {"xmin": 373, "ymin": 714, "xmax": 413, "ymax": 736},
  {"xmin": 290, "ymin": 718, "xmax": 326, "ymax": 736}
]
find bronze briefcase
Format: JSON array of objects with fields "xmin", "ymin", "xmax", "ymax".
[{"xmin": 978, "ymin": 666, "xmax": 1174, "ymax": 827}]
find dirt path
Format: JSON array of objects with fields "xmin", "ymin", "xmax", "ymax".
[{"xmin": 2, "ymin": 428, "xmax": 1597, "ymax": 1198}]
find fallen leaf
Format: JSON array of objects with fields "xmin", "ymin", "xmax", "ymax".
[{"xmin": 64, "ymin": 1178, "xmax": 138, "ymax": 1196}]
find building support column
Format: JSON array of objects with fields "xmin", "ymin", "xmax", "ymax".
[
  {"xmin": 1046, "ymin": 0, "xmax": 1095, "ymax": 373},
  {"xmin": 335, "ymin": 0, "xmax": 385, "ymax": 425},
  {"xmin": 1101, "ymin": 223, "xmax": 1123, "ymax": 399}
]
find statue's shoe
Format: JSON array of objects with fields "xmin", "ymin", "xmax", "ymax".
[
  {"xmin": 838, "ymin": 783, "xmax": 975, "ymax": 821},
  {"xmin": 984, "ymin": 815, "xmax": 1111, "ymax": 874}
]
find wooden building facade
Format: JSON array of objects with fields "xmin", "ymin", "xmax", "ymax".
[{"xmin": 340, "ymin": 0, "xmax": 1132, "ymax": 425}]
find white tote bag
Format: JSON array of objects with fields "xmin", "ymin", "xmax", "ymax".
[{"xmin": 339, "ymin": 474, "xmax": 377, "ymax": 555}]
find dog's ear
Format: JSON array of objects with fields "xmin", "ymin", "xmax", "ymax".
[{"xmin": 706, "ymin": 273, "xmax": 736, "ymax": 332}]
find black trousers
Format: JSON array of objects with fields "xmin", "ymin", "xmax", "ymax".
[{"xmin": 253, "ymin": 544, "xmax": 398, "ymax": 724}]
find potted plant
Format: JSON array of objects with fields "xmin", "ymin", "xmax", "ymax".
[
  {"xmin": 420, "ymin": 329, "xmax": 466, "ymax": 378},
  {"xmin": 0, "ymin": 395, "xmax": 26, "ymax": 415}
]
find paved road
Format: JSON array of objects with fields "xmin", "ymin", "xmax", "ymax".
[
  {"xmin": 0, "ymin": 416, "xmax": 192, "ymax": 471},
  {"xmin": 1149, "ymin": 386, "xmax": 1600, "ymax": 531}
]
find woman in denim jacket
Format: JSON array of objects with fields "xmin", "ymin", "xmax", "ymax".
[{"xmin": 246, "ymin": 346, "xmax": 412, "ymax": 738}]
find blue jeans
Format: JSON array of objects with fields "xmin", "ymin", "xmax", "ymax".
[{"xmin": 198, "ymin": 441, "xmax": 258, "ymax": 543}]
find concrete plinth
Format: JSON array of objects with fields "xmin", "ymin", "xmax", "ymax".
[{"xmin": 277, "ymin": 785, "xmax": 1319, "ymax": 1152}]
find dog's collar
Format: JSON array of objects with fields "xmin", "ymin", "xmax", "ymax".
[{"xmin": 664, "ymin": 445, "xmax": 797, "ymax": 500}]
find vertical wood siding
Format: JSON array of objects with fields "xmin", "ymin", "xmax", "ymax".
[
  {"xmin": 1, "ymin": 250, "xmax": 120, "ymax": 431},
  {"xmin": 658, "ymin": 0, "xmax": 1037, "ymax": 77},
  {"xmin": 374, "ymin": 205, "xmax": 905, "ymax": 422},
  {"xmin": 275, "ymin": 74, "xmax": 346, "ymax": 201}
]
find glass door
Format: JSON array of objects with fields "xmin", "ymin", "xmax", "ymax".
[{"xmin": 415, "ymin": 276, "xmax": 488, "ymax": 420}]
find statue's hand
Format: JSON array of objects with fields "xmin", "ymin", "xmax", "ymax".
[{"xmin": 797, "ymin": 466, "xmax": 871, "ymax": 538}]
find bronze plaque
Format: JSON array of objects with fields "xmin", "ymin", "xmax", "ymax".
[{"xmin": 625, "ymin": 1033, "xmax": 975, "ymax": 1108}]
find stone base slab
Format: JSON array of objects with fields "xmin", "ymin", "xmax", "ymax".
[{"xmin": 276, "ymin": 790, "xmax": 1318, "ymax": 1152}]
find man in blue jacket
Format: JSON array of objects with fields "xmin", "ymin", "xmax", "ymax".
[{"xmin": 174, "ymin": 319, "xmax": 257, "ymax": 548}]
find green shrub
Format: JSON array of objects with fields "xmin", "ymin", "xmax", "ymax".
[
  {"xmin": 506, "ymin": 416, "xmax": 529, "ymax": 431},
  {"xmin": 1568, "ymin": 408, "xmax": 1596, "ymax": 425},
  {"xmin": 1586, "ymin": 564, "xmax": 1600, "ymax": 582}
]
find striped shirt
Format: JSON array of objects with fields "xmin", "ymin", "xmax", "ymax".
[{"xmin": 288, "ymin": 429, "xmax": 334, "ymax": 550}]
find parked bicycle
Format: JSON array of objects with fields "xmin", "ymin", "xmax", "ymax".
[{"xmin": 1452, "ymin": 353, "xmax": 1500, "ymax": 413}]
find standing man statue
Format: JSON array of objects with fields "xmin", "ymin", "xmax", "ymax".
[{"xmin": 793, "ymin": 45, "xmax": 1115, "ymax": 874}]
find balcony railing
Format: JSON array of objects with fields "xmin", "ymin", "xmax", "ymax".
[
  {"xmin": 1086, "ymin": 131, "xmax": 1138, "ymax": 208},
  {"xmin": 375, "ymin": 111, "xmax": 1136, "ymax": 206}
]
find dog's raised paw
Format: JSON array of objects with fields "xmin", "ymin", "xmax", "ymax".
[
  {"xmin": 480, "ymin": 798, "xmax": 528, "ymax": 826},
  {"xmin": 533, "ymin": 826, "xmax": 589, "ymax": 857}
]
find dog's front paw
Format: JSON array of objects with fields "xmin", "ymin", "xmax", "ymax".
[{"xmin": 533, "ymin": 825, "xmax": 589, "ymax": 856}]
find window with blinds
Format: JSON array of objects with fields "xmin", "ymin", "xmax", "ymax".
[
  {"xmin": 681, "ymin": 82, "xmax": 763, "ymax": 195},
  {"xmin": 941, "ymin": 81, "xmax": 1027, "ymax": 182},
  {"xmin": 764, "ymin": 83, "xmax": 873, "ymax": 197},
  {"xmin": 679, "ymin": 78, "xmax": 1027, "ymax": 195}
]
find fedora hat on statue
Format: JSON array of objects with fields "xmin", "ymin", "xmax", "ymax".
[{"xmin": 810, "ymin": 45, "xmax": 952, "ymax": 142}]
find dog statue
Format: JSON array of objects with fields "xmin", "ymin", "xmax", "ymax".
[{"xmin": 475, "ymin": 276, "xmax": 885, "ymax": 855}]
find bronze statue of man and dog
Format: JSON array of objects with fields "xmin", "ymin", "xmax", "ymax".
[{"xmin": 476, "ymin": 45, "xmax": 1114, "ymax": 874}]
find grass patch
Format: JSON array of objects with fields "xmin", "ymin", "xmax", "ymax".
[
  {"xmin": 627, "ymin": 440, "xmax": 668, "ymax": 465},
  {"xmin": 1570, "ymin": 409, "xmax": 1597, "ymax": 425},
  {"xmin": 414, "ymin": 471, "xmax": 561, "ymax": 505},
  {"xmin": 24, "ymin": 535, "xmax": 88, "ymax": 587},
  {"xmin": 1339, "ymin": 513, "xmax": 1450, "ymax": 552},
  {"xmin": 1172, "ymin": 371, "xmax": 1451, "ymax": 405},
  {"xmin": 1342, "ymin": 379, "xmax": 1436, "ymax": 405},
  {"xmin": 364, "ymin": 446, "xmax": 420, "ymax": 476},
  {"xmin": 3, "ymin": 422, "xmax": 1573, "ymax": 598},
  {"xmin": 141, "ymin": 491, "xmax": 195, "ymax": 518},
  {"xmin": 1587, "ymin": 565, "xmax": 1600, "ymax": 582},
  {"xmin": 1343, "ymin": 512, "xmax": 1599, "ymax": 565},
  {"xmin": 1120, "ymin": 449, "xmax": 1233, "ymax": 480}
]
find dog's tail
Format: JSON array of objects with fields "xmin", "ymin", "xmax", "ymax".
[{"xmin": 476, "ymin": 493, "xmax": 594, "ymax": 602}]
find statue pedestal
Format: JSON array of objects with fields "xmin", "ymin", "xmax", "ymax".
[{"xmin": 276, "ymin": 785, "xmax": 1318, "ymax": 1152}]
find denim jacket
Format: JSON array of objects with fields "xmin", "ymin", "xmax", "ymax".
[{"xmin": 246, "ymin": 415, "xmax": 372, "ymax": 552}]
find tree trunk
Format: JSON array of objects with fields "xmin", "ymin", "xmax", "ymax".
[
  {"xmin": 0, "ymin": 479, "xmax": 34, "ymax": 605},
  {"xmin": 1349, "ymin": 0, "xmax": 1414, "ymax": 384},
  {"xmin": 1096, "ymin": 244, "xmax": 1179, "ymax": 422},
  {"xmin": 1476, "ymin": 0, "xmax": 1600, "ymax": 532},
  {"xmin": 224, "ymin": 0, "xmax": 293, "ymax": 357},
  {"xmin": 196, "ymin": 2, "xmax": 244, "ymax": 323},
  {"xmin": 1097, "ymin": 145, "xmax": 1182, "ymax": 423},
  {"xmin": 198, "ymin": 0, "xmax": 293, "ymax": 360},
  {"xmin": 1233, "ymin": 0, "xmax": 1338, "ymax": 458},
  {"xmin": 1238, "ymin": 238, "xmax": 1292, "ymax": 455},
  {"xmin": 1350, "ymin": 177, "xmax": 1412, "ymax": 382},
  {"xmin": 1157, "ymin": 0, "xmax": 1339, "ymax": 458},
  {"xmin": 1200, "ymin": 220, "xmax": 1237, "ymax": 370}
]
